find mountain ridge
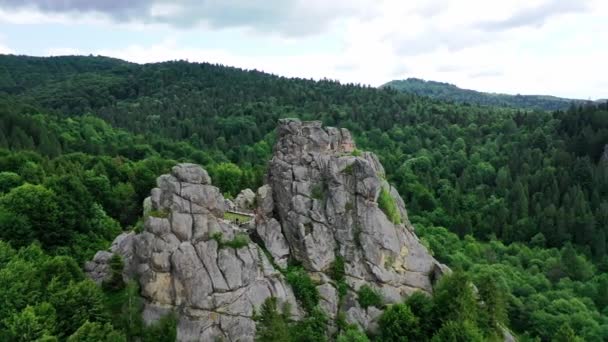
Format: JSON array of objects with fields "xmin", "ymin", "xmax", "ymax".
[{"xmin": 382, "ymin": 77, "xmax": 600, "ymax": 111}]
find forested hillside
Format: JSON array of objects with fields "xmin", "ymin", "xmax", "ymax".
[
  {"xmin": 0, "ymin": 54, "xmax": 607, "ymax": 341},
  {"xmin": 382, "ymin": 78, "xmax": 597, "ymax": 111}
]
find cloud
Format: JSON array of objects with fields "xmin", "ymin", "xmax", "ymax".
[
  {"xmin": 0, "ymin": 0, "xmax": 377, "ymax": 36},
  {"xmin": 468, "ymin": 70, "xmax": 504, "ymax": 79},
  {"xmin": 477, "ymin": 0, "xmax": 589, "ymax": 31},
  {"xmin": 0, "ymin": 34, "xmax": 14, "ymax": 54}
]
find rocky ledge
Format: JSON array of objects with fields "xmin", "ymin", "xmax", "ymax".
[{"xmin": 87, "ymin": 119, "xmax": 448, "ymax": 341}]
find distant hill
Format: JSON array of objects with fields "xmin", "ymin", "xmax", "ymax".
[{"xmin": 382, "ymin": 78, "xmax": 596, "ymax": 111}]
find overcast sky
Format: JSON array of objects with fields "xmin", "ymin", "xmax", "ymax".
[{"xmin": 0, "ymin": 0, "xmax": 606, "ymax": 99}]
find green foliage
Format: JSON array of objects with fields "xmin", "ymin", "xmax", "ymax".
[
  {"xmin": 285, "ymin": 266, "xmax": 319, "ymax": 313},
  {"xmin": 0, "ymin": 171, "xmax": 22, "ymax": 193},
  {"xmin": 311, "ymin": 183, "xmax": 326, "ymax": 201},
  {"xmin": 148, "ymin": 209, "xmax": 170, "ymax": 218},
  {"xmin": 430, "ymin": 320, "xmax": 484, "ymax": 342},
  {"xmin": 1, "ymin": 54, "xmax": 608, "ymax": 341},
  {"xmin": 0, "ymin": 184, "xmax": 62, "ymax": 249},
  {"xmin": 212, "ymin": 232, "xmax": 250, "ymax": 249},
  {"xmin": 342, "ymin": 163, "xmax": 354, "ymax": 175},
  {"xmin": 552, "ymin": 323, "xmax": 583, "ymax": 342},
  {"xmin": 383, "ymin": 78, "xmax": 583, "ymax": 111},
  {"xmin": 336, "ymin": 325, "xmax": 369, "ymax": 342},
  {"xmin": 50, "ymin": 279, "xmax": 109, "ymax": 337},
  {"xmin": 209, "ymin": 162, "xmax": 244, "ymax": 198},
  {"xmin": 224, "ymin": 211, "xmax": 253, "ymax": 224},
  {"xmin": 329, "ymin": 254, "xmax": 348, "ymax": 300},
  {"xmin": 418, "ymin": 225, "xmax": 608, "ymax": 341},
  {"xmin": 141, "ymin": 312, "xmax": 178, "ymax": 342},
  {"xmin": 475, "ymin": 274, "xmax": 507, "ymax": 334},
  {"xmin": 102, "ymin": 254, "xmax": 125, "ymax": 292},
  {"xmin": 290, "ymin": 307, "xmax": 328, "ymax": 342},
  {"xmin": 432, "ymin": 272, "xmax": 478, "ymax": 324},
  {"xmin": 3, "ymin": 302, "xmax": 57, "ymax": 342},
  {"xmin": 378, "ymin": 186, "xmax": 401, "ymax": 224},
  {"xmin": 255, "ymin": 297, "xmax": 291, "ymax": 342},
  {"xmin": 222, "ymin": 233, "xmax": 250, "ymax": 249},
  {"xmin": 357, "ymin": 285, "xmax": 383, "ymax": 309},
  {"xmin": 377, "ymin": 303, "xmax": 420, "ymax": 341},
  {"xmin": 329, "ymin": 254, "xmax": 346, "ymax": 283},
  {"xmin": 405, "ymin": 291, "xmax": 436, "ymax": 338},
  {"xmin": 67, "ymin": 321, "xmax": 126, "ymax": 342}
]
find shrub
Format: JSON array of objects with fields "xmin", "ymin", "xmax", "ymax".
[
  {"xmin": 432, "ymin": 272, "xmax": 477, "ymax": 324},
  {"xmin": 342, "ymin": 164, "xmax": 354, "ymax": 175},
  {"xmin": 285, "ymin": 266, "xmax": 319, "ymax": 313},
  {"xmin": 290, "ymin": 307, "xmax": 327, "ymax": 342},
  {"xmin": 378, "ymin": 186, "xmax": 401, "ymax": 224},
  {"xmin": 431, "ymin": 320, "xmax": 484, "ymax": 342},
  {"xmin": 405, "ymin": 291, "xmax": 436, "ymax": 337},
  {"xmin": 222, "ymin": 233, "xmax": 250, "ymax": 249},
  {"xmin": 141, "ymin": 312, "xmax": 177, "ymax": 342},
  {"xmin": 329, "ymin": 255, "xmax": 345, "ymax": 282},
  {"xmin": 337, "ymin": 325, "xmax": 369, "ymax": 342},
  {"xmin": 212, "ymin": 232, "xmax": 250, "ymax": 249},
  {"xmin": 311, "ymin": 183, "xmax": 325, "ymax": 201},
  {"xmin": 255, "ymin": 297, "xmax": 290, "ymax": 342},
  {"xmin": 102, "ymin": 254, "xmax": 125, "ymax": 292},
  {"xmin": 377, "ymin": 303, "xmax": 420, "ymax": 341},
  {"xmin": 67, "ymin": 321, "xmax": 126, "ymax": 342},
  {"xmin": 357, "ymin": 285, "xmax": 382, "ymax": 309}
]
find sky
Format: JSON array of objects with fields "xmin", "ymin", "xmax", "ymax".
[{"xmin": 0, "ymin": 0, "xmax": 606, "ymax": 99}]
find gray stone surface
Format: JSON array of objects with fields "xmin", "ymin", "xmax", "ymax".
[
  {"xmin": 87, "ymin": 163, "xmax": 300, "ymax": 341},
  {"xmin": 172, "ymin": 163, "xmax": 211, "ymax": 184},
  {"xmin": 86, "ymin": 121, "xmax": 452, "ymax": 338},
  {"xmin": 267, "ymin": 119, "xmax": 446, "ymax": 330},
  {"xmin": 234, "ymin": 188, "xmax": 256, "ymax": 211}
]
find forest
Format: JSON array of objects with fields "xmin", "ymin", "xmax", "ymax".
[
  {"xmin": 0, "ymin": 54, "xmax": 607, "ymax": 341},
  {"xmin": 382, "ymin": 78, "xmax": 596, "ymax": 111}
]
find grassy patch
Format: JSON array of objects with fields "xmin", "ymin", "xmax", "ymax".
[
  {"xmin": 342, "ymin": 163, "xmax": 354, "ymax": 175},
  {"xmin": 378, "ymin": 186, "xmax": 402, "ymax": 224},
  {"xmin": 357, "ymin": 285, "xmax": 383, "ymax": 309},
  {"xmin": 223, "ymin": 233, "xmax": 250, "ymax": 248},
  {"xmin": 351, "ymin": 149, "xmax": 362, "ymax": 157},
  {"xmin": 223, "ymin": 211, "xmax": 253, "ymax": 224},
  {"xmin": 345, "ymin": 201, "xmax": 354, "ymax": 211},
  {"xmin": 211, "ymin": 232, "xmax": 250, "ymax": 249},
  {"xmin": 148, "ymin": 209, "xmax": 170, "ymax": 218},
  {"xmin": 311, "ymin": 183, "xmax": 326, "ymax": 201}
]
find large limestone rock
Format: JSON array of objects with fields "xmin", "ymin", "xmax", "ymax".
[
  {"xmin": 87, "ymin": 119, "xmax": 449, "ymax": 339},
  {"xmin": 265, "ymin": 119, "xmax": 447, "ymax": 328},
  {"xmin": 234, "ymin": 188, "xmax": 256, "ymax": 211},
  {"xmin": 92, "ymin": 164, "xmax": 300, "ymax": 342}
]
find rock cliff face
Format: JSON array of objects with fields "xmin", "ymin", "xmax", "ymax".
[
  {"xmin": 265, "ymin": 119, "xmax": 446, "ymax": 327},
  {"xmin": 87, "ymin": 119, "xmax": 447, "ymax": 341}
]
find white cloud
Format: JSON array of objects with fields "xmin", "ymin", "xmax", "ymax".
[
  {"xmin": 4, "ymin": 0, "xmax": 608, "ymax": 98},
  {"xmin": 0, "ymin": 34, "xmax": 14, "ymax": 54}
]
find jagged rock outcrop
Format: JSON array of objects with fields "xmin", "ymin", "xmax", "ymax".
[
  {"xmin": 89, "ymin": 164, "xmax": 301, "ymax": 341},
  {"xmin": 264, "ymin": 119, "xmax": 447, "ymax": 327},
  {"xmin": 87, "ymin": 119, "xmax": 449, "ymax": 340},
  {"xmin": 234, "ymin": 188, "xmax": 256, "ymax": 211}
]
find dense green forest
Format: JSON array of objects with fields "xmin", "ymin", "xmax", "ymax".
[
  {"xmin": 0, "ymin": 54, "xmax": 607, "ymax": 341},
  {"xmin": 382, "ymin": 78, "xmax": 599, "ymax": 111}
]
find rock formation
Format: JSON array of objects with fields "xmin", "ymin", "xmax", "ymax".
[
  {"xmin": 265, "ymin": 119, "xmax": 447, "ymax": 327},
  {"xmin": 87, "ymin": 120, "xmax": 448, "ymax": 341}
]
